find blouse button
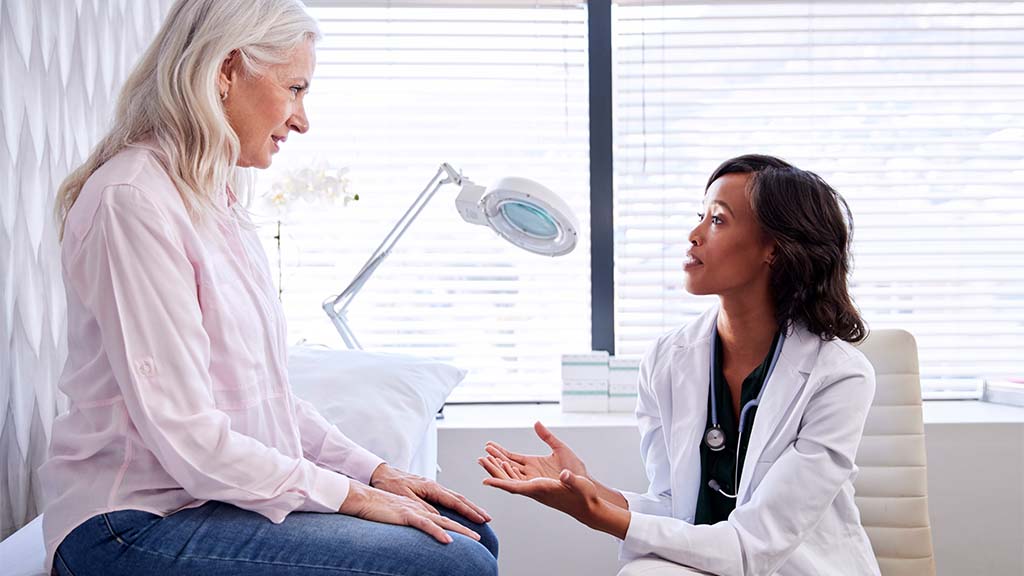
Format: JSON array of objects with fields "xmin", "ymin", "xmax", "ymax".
[{"xmin": 136, "ymin": 359, "xmax": 154, "ymax": 376}]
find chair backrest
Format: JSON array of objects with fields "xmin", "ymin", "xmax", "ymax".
[{"xmin": 854, "ymin": 329, "xmax": 937, "ymax": 576}]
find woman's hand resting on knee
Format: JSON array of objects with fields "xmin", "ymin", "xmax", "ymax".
[
  {"xmin": 369, "ymin": 463, "xmax": 491, "ymax": 525},
  {"xmin": 339, "ymin": 479, "xmax": 481, "ymax": 544}
]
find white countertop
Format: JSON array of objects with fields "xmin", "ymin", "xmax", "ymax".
[{"xmin": 438, "ymin": 400, "xmax": 1024, "ymax": 430}]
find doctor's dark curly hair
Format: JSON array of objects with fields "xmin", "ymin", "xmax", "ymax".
[{"xmin": 706, "ymin": 154, "xmax": 867, "ymax": 343}]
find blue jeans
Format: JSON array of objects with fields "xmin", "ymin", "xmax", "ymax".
[{"xmin": 54, "ymin": 501, "xmax": 498, "ymax": 575}]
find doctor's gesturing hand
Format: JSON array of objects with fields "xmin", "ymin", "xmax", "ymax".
[
  {"xmin": 478, "ymin": 422, "xmax": 632, "ymax": 539},
  {"xmin": 481, "ymin": 422, "xmax": 588, "ymax": 482}
]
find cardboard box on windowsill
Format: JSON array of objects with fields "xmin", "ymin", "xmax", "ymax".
[{"xmin": 984, "ymin": 379, "xmax": 1024, "ymax": 408}]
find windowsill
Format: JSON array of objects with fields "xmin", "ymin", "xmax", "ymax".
[
  {"xmin": 438, "ymin": 403, "xmax": 636, "ymax": 430},
  {"xmin": 437, "ymin": 400, "xmax": 1024, "ymax": 430},
  {"xmin": 918, "ymin": 399, "xmax": 1024, "ymax": 424}
]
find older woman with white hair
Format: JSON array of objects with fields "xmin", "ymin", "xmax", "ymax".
[{"xmin": 39, "ymin": 1, "xmax": 497, "ymax": 574}]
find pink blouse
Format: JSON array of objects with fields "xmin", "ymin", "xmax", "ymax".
[{"xmin": 39, "ymin": 144, "xmax": 383, "ymax": 571}]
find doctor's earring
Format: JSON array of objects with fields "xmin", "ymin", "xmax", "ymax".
[{"xmin": 220, "ymin": 91, "xmax": 228, "ymax": 101}]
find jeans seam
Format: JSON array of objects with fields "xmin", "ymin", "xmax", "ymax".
[
  {"xmin": 122, "ymin": 542, "xmax": 419, "ymax": 575},
  {"xmin": 100, "ymin": 513, "xmax": 129, "ymax": 546},
  {"xmin": 55, "ymin": 549, "xmax": 77, "ymax": 576},
  {"xmin": 111, "ymin": 532, "xmax": 471, "ymax": 569}
]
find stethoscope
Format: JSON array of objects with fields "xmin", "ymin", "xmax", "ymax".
[{"xmin": 703, "ymin": 319, "xmax": 785, "ymax": 499}]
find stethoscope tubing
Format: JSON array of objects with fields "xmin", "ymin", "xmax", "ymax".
[{"xmin": 705, "ymin": 316, "xmax": 786, "ymax": 498}]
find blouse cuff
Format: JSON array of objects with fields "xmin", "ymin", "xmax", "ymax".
[
  {"xmin": 303, "ymin": 466, "xmax": 352, "ymax": 514},
  {"xmin": 328, "ymin": 427, "xmax": 385, "ymax": 484},
  {"xmin": 347, "ymin": 447, "xmax": 386, "ymax": 485}
]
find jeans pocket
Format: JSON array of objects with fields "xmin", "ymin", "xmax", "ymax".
[{"xmin": 102, "ymin": 510, "xmax": 162, "ymax": 546}]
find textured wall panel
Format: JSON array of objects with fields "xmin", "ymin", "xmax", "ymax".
[{"xmin": 0, "ymin": 0, "xmax": 171, "ymax": 539}]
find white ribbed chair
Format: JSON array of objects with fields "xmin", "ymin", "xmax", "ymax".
[
  {"xmin": 618, "ymin": 329, "xmax": 936, "ymax": 576},
  {"xmin": 853, "ymin": 329, "xmax": 936, "ymax": 575}
]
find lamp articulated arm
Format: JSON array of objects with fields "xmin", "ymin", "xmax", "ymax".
[
  {"xmin": 322, "ymin": 163, "xmax": 465, "ymax": 349},
  {"xmin": 322, "ymin": 162, "xmax": 576, "ymax": 350}
]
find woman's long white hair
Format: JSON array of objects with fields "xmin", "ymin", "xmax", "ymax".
[{"xmin": 55, "ymin": 0, "xmax": 320, "ymax": 239}]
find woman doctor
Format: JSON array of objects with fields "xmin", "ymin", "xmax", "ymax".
[{"xmin": 479, "ymin": 155, "xmax": 881, "ymax": 575}]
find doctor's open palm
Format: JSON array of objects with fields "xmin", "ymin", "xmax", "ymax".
[{"xmin": 481, "ymin": 422, "xmax": 589, "ymax": 482}]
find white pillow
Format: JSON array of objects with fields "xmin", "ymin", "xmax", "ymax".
[
  {"xmin": 0, "ymin": 349, "xmax": 465, "ymax": 576},
  {"xmin": 287, "ymin": 346, "xmax": 466, "ymax": 472}
]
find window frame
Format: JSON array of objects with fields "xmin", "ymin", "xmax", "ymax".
[{"xmin": 301, "ymin": 0, "xmax": 1021, "ymax": 402}]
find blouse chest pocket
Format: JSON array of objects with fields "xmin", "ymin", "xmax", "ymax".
[
  {"xmin": 207, "ymin": 358, "xmax": 265, "ymax": 411},
  {"xmin": 197, "ymin": 248, "xmax": 271, "ymax": 351}
]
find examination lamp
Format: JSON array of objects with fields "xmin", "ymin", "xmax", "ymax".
[{"xmin": 323, "ymin": 162, "xmax": 579, "ymax": 349}]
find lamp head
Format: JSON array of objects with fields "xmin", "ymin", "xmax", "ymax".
[{"xmin": 455, "ymin": 176, "xmax": 578, "ymax": 257}]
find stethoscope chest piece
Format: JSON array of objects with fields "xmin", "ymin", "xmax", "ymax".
[
  {"xmin": 701, "ymin": 317, "xmax": 787, "ymax": 485},
  {"xmin": 704, "ymin": 425, "xmax": 726, "ymax": 452}
]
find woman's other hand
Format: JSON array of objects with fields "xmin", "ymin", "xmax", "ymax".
[
  {"xmin": 369, "ymin": 463, "xmax": 491, "ymax": 524},
  {"xmin": 338, "ymin": 480, "xmax": 481, "ymax": 544}
]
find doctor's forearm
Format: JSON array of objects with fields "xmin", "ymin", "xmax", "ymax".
[
  {"xmin": 586, "ymin": 499, "xmax": 631, "ymax": 540},
  {"xmin": 594, "ymin": 479, "xmax": 629, "ymax": 510}
]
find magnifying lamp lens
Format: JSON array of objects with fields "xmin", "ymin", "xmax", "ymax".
[{"xmin": 499, "ymin": 201, "xmax": 559, "ymax": 239}]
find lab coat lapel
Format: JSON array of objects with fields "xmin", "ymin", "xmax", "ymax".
[
  {"xmin": 736, "ymin": 324, "xmax": 818, "ymax": 502},
  {"xmin": 667, "ymin": 340, "xmax": 710, "ymax": 520},
  {"xmin": 665, "ymin": 308, "xmax": 716, "ymax": 521}
]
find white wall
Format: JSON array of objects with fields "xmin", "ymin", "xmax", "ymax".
[
  {"xmin": 436, "ymin": 402, "xmax": 1024, "ymax": 576},
  {"xmin": 0, "ymin": 0, "xmax": 174, "ymax": 539},
  {"xmin": 923, "ymin": 422, "xmax": 1024, "ymax": 576}
]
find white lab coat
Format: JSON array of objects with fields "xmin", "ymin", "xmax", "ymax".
[{"xmin": 620, "ymin": 306, "xmax": 881, "ymax": 576}]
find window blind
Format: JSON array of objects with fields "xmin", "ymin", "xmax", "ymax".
[
  {"xmin": 613, "ymin": 1, "xmax": 1024, "ymax": 398},
  {"xmin": 254, "ymin": 2, "xmax": 591, "ymax": 402}
]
